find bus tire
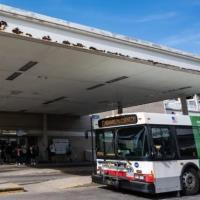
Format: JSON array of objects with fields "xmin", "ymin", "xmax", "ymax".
[{"xmin": 181, "ymin": 168, "xmax": 200, "ymax": 196}]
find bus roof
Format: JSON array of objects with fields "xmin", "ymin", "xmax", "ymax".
[{"xmin": 94, "ymin": 112, "xmax": 200, "ymax": 129}]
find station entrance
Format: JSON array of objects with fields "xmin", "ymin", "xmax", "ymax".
[{"xmin": 0, "ymin": 133, "xmax": 38, "ymax": 163}]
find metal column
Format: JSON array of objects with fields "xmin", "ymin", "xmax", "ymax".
[{"xmin": 90, "ymin": 116, "xmax": 95, "ymax": 174}]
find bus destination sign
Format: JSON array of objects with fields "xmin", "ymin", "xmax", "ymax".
[{"xmin": 98, "ymin": 115, "xmax": 138, "ymax": 128}]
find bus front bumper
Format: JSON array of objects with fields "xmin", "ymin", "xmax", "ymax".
[{"xmin": 92, "ymin": 174, "xmax": 155, "ymax": 194}]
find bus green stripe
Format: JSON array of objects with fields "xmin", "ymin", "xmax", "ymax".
[{"xmin": 190, "ymin": 116, "xmax": 200, "ymax": 166}]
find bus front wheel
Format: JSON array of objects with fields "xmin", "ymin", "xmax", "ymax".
[{"xmin": 182, "ymin": 168, "xmax": 200, "ymax": 196}]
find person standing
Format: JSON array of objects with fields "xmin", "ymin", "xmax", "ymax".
[
  {"xmin": 48, "ymin": 143, "xmax": 56, "ymax": 163},
  {"xmin": 66, "ymin": 143, "xmax": 72, "ymax": 162},
  {"xmin": 15, "ymin": 146, "xmax": 22, "ymax": 166},
  {"xmin": 21, "ymin": 145, "xmax": 27, "ymax": 165},
  {"xmin": 34, "ymin": 145, "xmax": 39, "ymax": 165},
  {"xmin": 5, "ymin": 144, "xmax": 12, "ymax": 164},
  {"xmin": 2, "ymin": 145, "xmax": 6, "ymax": 163},
  {"xmin": 0, "ymin": 146, "xmax": 3, "ymax": 164},
  {"xmin": 29, "ymin": 145, "xmax": 36, "ymax": 166}
]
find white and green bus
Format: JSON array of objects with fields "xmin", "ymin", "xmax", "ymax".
[{"xmin": 92, "ymin": 112, "xmax": 200, "ymax": 195}]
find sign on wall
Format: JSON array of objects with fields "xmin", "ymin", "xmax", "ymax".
[
  {"xmin": 52, "ymin": 138, "xmax": 70, "ymax": 155},
  {"xmin": 91, "ymin": 115, "xmax": 100, "ymax": 129}
]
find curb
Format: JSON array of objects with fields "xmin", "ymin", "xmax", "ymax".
[{"xmin": 0, "ymin": 183, "xmax": 24, "ymax": 193}]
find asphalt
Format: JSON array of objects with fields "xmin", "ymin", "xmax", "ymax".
[
  {"xmin": 1, "ymin": 164, "xmax": 200, "ymax": 200},
  {"xmin": 1, "ymin": 185, "xmax": 200, "ymax": 200}
]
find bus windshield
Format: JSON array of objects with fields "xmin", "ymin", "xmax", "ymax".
[
  {"xmin": 96, "ymin": 129, "xmax": 115, "ymax": 157},
  {"xmin": 118, "ymin": 126, "xmax": 149, "ymax": 159},
  {"xmin": 96, "ymin": 125, "xmax": 149, "ymax": 159}
]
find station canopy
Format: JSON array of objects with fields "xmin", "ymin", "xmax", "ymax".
[{"xmin": 1, "ymin": 4, "xmax": 200, "ymax": 115}]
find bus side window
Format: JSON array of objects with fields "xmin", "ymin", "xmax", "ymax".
[
  {"xmin": 151, "ymin": 127, "xmax": 176, "ymax": 160},
  {"xmin": 176, "ymin": 126, "xmax": 197, "ymax": 158},
  {"xmin": 96, "ymin": 133, "xmax": 104, "ymax": 157}
]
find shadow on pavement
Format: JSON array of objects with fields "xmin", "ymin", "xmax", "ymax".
[
  {"xmin": 0, "ymin": 163, "xmax": 93, "ymax": 177},
  {"xmin": 98, "ymin": 185, "xmax": 200, "ymax": 199},
  {"xmin": 35, "ymin": 163, "xmax": 93, "ymax": 176}
]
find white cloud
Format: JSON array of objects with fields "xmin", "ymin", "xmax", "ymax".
[
  {"xmin": 161, "ymin": 30, "xmax": 200, "ymax": 46},
  {"xmin": 134, "ymin": 12, "xmax": 177, "ymax": 23},
  {"xmin": 49, "ymin": 7, "xmax": 177, "ymax": 25},
  {"xmin": 158, "ymin": 26, "xmax": 200, "ymax": 54},
  {"xmin": 101, "ymin": 12, "xmax": 178, "ymax": 24}
]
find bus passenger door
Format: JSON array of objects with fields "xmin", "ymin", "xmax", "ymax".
[
  {"xmin": 153, "ymin": 161, "xmax": 181, "ymax": 193},
  {"xmin": 150, "ymin": 126, "xmax": 181, "ymax": 193}
]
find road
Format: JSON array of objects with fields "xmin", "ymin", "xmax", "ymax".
[
  {"xmin": 0, "ymin": 165, "xmax": 200, "ymax": 200},
  {"xmin": 1, "ymin": 185, "xmax": 200, "ymax": 200}
]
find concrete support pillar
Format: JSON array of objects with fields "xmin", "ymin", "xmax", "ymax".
[
  {"xmin": 40, "ymin": 114, "xmax": 48, "ymax": 161},
  {"xmin": 180, "ymin": 96, "xmax": 189, "ymax": 115},
  {"xmin": 117, "ymin": 101, "xmax": 123, "ymax": 114}
]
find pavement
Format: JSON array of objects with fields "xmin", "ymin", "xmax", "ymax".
[
  {"xmin": 0, "ymin": 163, "xmax": 92, "ymax": 194},
  {"xmin": 24, "ymin": 176, "xmax": 92, "ymax": 193},
  {"xmin": 1, "ymin": 164, "xmax": 200, "ymax": 199},
  {"xmin": 1, "ymin": 185, "xmax": 200, "ymax": 200}
]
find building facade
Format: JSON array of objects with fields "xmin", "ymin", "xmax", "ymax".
[{"xmin": 98, "ymin": 95, "xmax": 200, "ymax": 118}]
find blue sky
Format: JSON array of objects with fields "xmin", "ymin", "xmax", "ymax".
[{"xmin": 0, "ymin": 0, "xmax": 200, "ymax": 54}]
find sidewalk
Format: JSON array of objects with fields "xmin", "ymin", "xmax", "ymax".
[
  {"xmin": 0, "ymin": 176, "xmax": 92, "ymax": 194},
  {"xmin": 24, "ymin": 176, "xmax": 92, "ymax": 193},
  {"xmin": 0, "ymin": 163, "xmax": 93, "ymax": 194}
]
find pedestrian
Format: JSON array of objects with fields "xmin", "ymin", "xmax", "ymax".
[
  {"xmin": 34, "ymin": 145, "xmax": 39, "ymax": 165},
  {"xmin": 15, "ymin": 145, "xmax": 22, "ymax": 166},
  {"xmin": 48, "ymin": 143, "xmax": 56, "ymax": 163},
  {"xmin": 0, "ymin": 146, "xmax": 3, "ymax": 164},
  {"xmin": 21, "ymin": 145, "xmax": 27, "ymax": 165},
  {"xmin": 27, "ymin": 145, "xmax": 31, "ymax": 164},
  {"xmin": 2, "ymin": 145, "xmax": 6, "ymax": 163},
  {"xmin": 5, "ymin": 144, "xmax": 12, "ymax": 164},
  {"xmin": 66, "ymin": 143, "xmax": 72, "ymax": 162},
  {"xmin": 29, "ymin": 145, "xmax": 37, "ymax": 166}
]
